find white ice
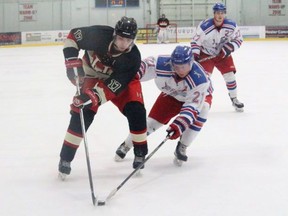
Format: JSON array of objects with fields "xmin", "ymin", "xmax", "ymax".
[{"xmin": 0, "ymin": 41, "xmax": 288, "ymax": 216}]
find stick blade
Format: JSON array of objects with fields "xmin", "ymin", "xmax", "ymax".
[
  {"xmin": 106, "ymin": 188, "xmax": 117, "ymax": 200},
  {"xmin": 97, "ymin": 200, "xmax": 106, "ymax": 206}
]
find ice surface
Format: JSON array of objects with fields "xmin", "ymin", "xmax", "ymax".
[{"xmin": 0, "ymin": 41, "xmax": 288, "ymax": 216}]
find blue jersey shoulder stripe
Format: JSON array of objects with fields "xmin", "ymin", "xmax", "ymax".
[
  {"xmin": 223, "ymin": 19, "xmax": 237, "ymax": 27},
  {"xmin": 156, "ymin": 71, "xmax": 173, "ymax": 78},
  {"xmin": 185, "ymin": 63, "xmax": 208, "ymax": 88},
  {"xmin": 185, "ymin": 75, "xmax": 195, "ymax": 89},
  {"xmin": 200, "ymin": 18, "xmax": 214, "ymax": 31},
  {"xmin": 156, "ymin": 56, "xmax": 172, "ymax": 71},
  {"xmin": 156, "ymin": 56, "xmax": 174, "ymax": 77}
]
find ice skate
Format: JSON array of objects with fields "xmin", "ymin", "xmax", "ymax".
[
  {"xmin": 133, "ymin": 156, "xmax": 145, "ymax": 169},
  {"xmin": 230, "ymin": 97, "xmax": 244, "ymax": 112},
  {"xmin": 133, "ymin": 155, "xmax": 145, "ymax": 176},
  {"xmin": 58, "ymin": 159, "xmax": 71, "ymax": 180},
  {"xmin": 173, "ymin": 141, "xmax": 188, "ymax": 167},
  {"xmin": 115, "ymin": 142, "xmax": 131, "ymax": 161}
]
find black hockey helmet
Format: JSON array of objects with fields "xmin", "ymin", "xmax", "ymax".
[{"xmin": 115, "ymin": 16, "xmax": 138, "ymax": 39}]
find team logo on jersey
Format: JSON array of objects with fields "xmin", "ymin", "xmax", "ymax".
[
  {"xmin": 220, "ymin": 36, "xmax": 229, "ymax": 45},
  {"xmin": 90, "ymin": 54, "xmax": 113, "ymax": 75},
  {"xmin": 162, "ymin": 82, "xmax": 172, "ymax": 91},
  {"xmin": 162, "ymin": 82, "xmax": 187, "ymax": 97},
  {"xmin": 74, "ymin": 29, "xmax": 83, "ymax": 41},
  {"xmin": 194, "ymin": 71, "xmax": 202, "ymax": 78},
  {"xmin": 108, "ymin": 79, "xmax": 121, "ymax": 92}
]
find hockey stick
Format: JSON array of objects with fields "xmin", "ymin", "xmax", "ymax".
[
  {"xmin": 74, "ymin": 68, "xmax": 97, "ymax": 206},
  {"xmin": 97, "ymin": 136, "xmax": 170, "ymax": 206}
]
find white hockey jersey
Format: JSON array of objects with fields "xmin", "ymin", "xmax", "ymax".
[
  {"xmin": 191, "ymin": 18, "xmax": 243, "ymax": 56},
  {"xmin": 139, "ymin": 56, "xmax": 212, "ymax": 124}
]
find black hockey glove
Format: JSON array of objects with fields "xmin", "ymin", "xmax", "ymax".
[
  {"xmin": 65, "ymin": 57, "xmax": 85, "ymax": 86},
  {"xmin": 73, "ymin": 89, "xmax": 100, "ymax": 109}
]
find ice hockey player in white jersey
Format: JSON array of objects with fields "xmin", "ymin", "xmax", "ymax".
[
  {"xmin": 191, "ymin": 2, "xmax": 244, "ymax": 112},
  {"xmin": 115, "ymin": 45, "xmax": 213, "ymax": 166}
]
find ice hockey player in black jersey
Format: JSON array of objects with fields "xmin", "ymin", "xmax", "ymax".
[{"xmin": 58, "ymin": 17, "xmax": 148, "ymax": 179}]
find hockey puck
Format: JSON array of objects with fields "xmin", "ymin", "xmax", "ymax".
[{"xmin": 97, "ymin": 200, "xmax": 106, "ymax": 206}]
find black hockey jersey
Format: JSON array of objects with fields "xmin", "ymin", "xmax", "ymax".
[
  {"xmin": 63, "ymin": 25, "xmax": 141, "ymax": 96},
  {"xmin": 157, "ymin": 18, "xmax": 170, "ymax": 28}
]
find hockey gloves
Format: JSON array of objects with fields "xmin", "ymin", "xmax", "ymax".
[
  {"xmin": 65, "ymin": 58, "xmax": 85, "ymax": 86},
  {"xmin": 73, "ymin": 89, "xmax": 100, "ymax": 109},
  {"xmin": 166, "ymin": 116, "xmax": 190, "ymax": 140},
  {"xmin": 219, "ymin": 43, "xmax": 234, "ymax": 58}
]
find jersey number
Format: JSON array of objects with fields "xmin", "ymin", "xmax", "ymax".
[{"xmin": 192, "ymin": 91, "xmax": 205, "ymax": 104}]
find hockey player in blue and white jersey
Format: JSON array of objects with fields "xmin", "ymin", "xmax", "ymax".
[
  {"xmin": 191, "ymin": 2, "xmax": 244, "ymax": 112},
  {"xmin": 115, "ymin": 46, "xmax": 213, "ymax": 166}
]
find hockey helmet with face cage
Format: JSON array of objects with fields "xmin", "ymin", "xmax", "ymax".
[
  {"xmin": 115, "ymin": 16, "xmax": 138, "ymax": 39},
  {"xmin": 171, "ymin": 46, "xmax": 193, "ymax": 65}
]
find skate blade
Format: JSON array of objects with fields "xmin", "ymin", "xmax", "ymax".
[
  {"xmin": 58, "ymin": 172, "xmax": 67, "ymax": 181},
  {"xmin": 114, "ymin": 154, "xmax": 124, "ymax": 162},
  {"xmin": 173, "ymin": 157, "xmax": 183, "ymax": 167},
  {"xmin": 134, "ymin": 169, "xmax": 142, "ymax": 177},
  {"xmin": 235, "ymin": 107, "xmax": 244, "ymax": 112}
]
